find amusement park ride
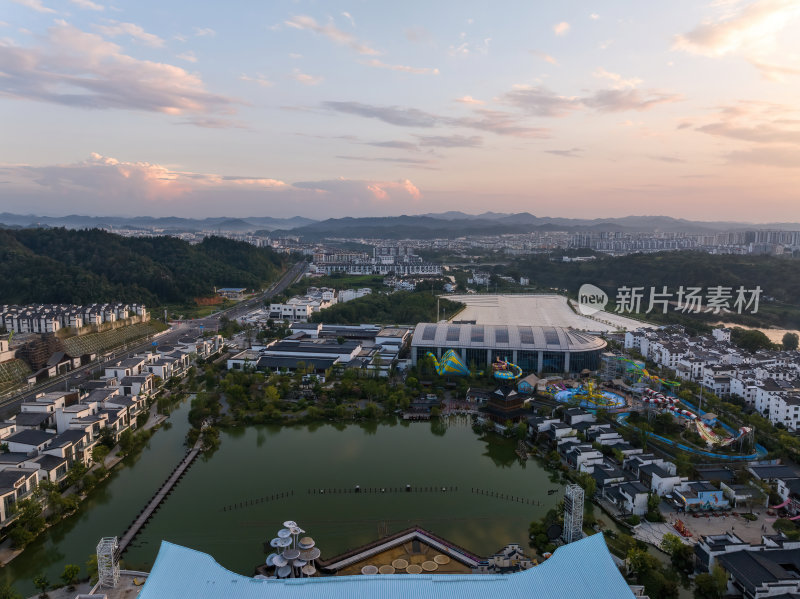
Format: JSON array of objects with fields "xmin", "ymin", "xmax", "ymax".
[
  {"xmin": 425, "ymin": 351, "xmax": 522, "ymax": 382},
  {"xmin": 424, "ymin": 350, "xmax": 753, "ymax": 451},
  {"xmin": 640, "ymin": 388, "xmax": 754, "ymax": 448}
]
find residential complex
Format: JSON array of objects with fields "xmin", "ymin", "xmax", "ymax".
[
  {"xmin": 309, "ymin": 245, "xmax": 442, "ymax": 276},
  {"xmin": 624, "ymin": 326, "xmax": 800, "ymax": 430},
  {"xmin": 0, "ymin": 333, "xmax": 222, "ymax": 527},
  {"xmin": 262, "ymin": 287, "xmax": 371, "ymax": 323},
  {"xmin": 1, "ymin": 303, "xmax": 148, "ymax": 334}
]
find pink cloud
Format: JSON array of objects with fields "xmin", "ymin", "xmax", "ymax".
[
  {"xmin": 367, "ymin": 179, "xmax": 421, "ymax": 201},
  {"xmin": 285, "ymin": 15, "xmax": 379, "ymax": 55},
  {"xmin": 0, "ymin": 21, "xmax": 238, "ymax": 119}
]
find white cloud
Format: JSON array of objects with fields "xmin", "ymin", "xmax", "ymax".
[
  {"xmin": 504, "ymin": 83, "xmax": 681, "ymax": 115},
  {"xmin": 531, "ymin": 50, "xmax": 558, "ymax": 65},
  {"xmin": 0, "ymin": 21, "xmax": 238, "ymax": 120},
  {"xmin": 291, "ymin": 68, "xmax": 323, "ymax": 85},
  {"xmin": 1, "ymin": 154, "xmax": 427, "ymax": 215},
  {"xmin": 10, "ymin": 0, "xmax": 56, "ymax": 14},
  {"xmin": 2, "ymin": 153, "xmax": 289, "ymax": 204},
  {"xmin": 176, "ymin": 51, "xmax": 196, "ymax": 63},
  {"xmin": 70, "ymin": 0, "xmax": 104, "ymax": 11},
  {"xmin": 363, "ymin": 59, "xmax": 439, "ymax": 75},
  {"xmin": 448, "ymin": 36, "xmax": 491, "ymax": 57},
  {"xmin": 94, "ymin": 21, "xmax": 164, "ymax": 48},
  {"xmin": 288, "ymin": 53, "xmax": 302, "ymax": 59},
  {"xmin": 323, "ymin": 100, "xmax": 550, "ymax": 138},
  {"xmin": 553, "ymin": 21, "xmax": 570, "ymax": 36},
  {"xmin": 674, "ymin": 0, "xmax": 800, "ymax": 77},
  {"xmin": 194, "ymin": 27, "xmax": 216, "ymax": 37},
  {"xmin": 590, "ymin": 13, "xmax": 600, "ymax": 20},
  {"xmin": 694, "ymin": 101, "xmax": 800, "ymax": 145},
  {"xmin": 240, "ymin": 73, "xmax": 273, "ymax": 87},
  {"xmin": 341, "ymin": 11, "xmax": 355, "ymax": 27},
  {"xmin": 454, "ymin": 95, "xmax": 485, "ymax": 105},
  {"xmin": 593, "ymin": 67, "xmax": 643, "ymax": 89},
  {"xmin": 285, "ymin": 15, "xmax": 378, "ymax": 55},
  {"xmin": 294, "ymin": 177, "xmax": 421, "ymax": 202}
]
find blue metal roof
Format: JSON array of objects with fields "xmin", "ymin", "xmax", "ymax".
[{"xmin": 138, "ymin": 533, "xmax": 635, "ymax": 599}]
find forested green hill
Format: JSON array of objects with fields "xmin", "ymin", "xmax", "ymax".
[
  {"xmin": 0, "ymin": 228, "xmax": 287, "ymax": 305},
  {"xmin": 504, "ymin": 251, "xmax": 800, "ymax": 328},
  {"xmin": 311, "ymin": 292, "xmax": 463, "ymax": 325}
]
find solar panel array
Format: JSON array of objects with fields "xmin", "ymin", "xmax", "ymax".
[
  {"xmin": 446, "ymin": 326, "xmax": 461, "ymax": 343},
  {"xmin": 471, "ymin": 326, "xmax": 485, "ymax": 343}
]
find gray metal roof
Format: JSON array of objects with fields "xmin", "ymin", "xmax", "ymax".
[{"xmin": 411, "ymin": 323, "xmax": 606, "ymax": 352}]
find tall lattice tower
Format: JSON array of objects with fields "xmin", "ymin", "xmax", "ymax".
[
  {"xmin": 562, "ymin": 484, "xmax": 584, "ymax": 544},
  {"xmin": 97, "ymin": 537, "xmax": 120, "ymax": 588}
]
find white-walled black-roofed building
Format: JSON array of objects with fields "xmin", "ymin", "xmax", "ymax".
[{"xmin": 410, "ymin": 323, "xmax": 606, "ymax": 375}]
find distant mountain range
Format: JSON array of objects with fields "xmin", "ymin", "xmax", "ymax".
[
  {"xmin": 0, "ymin": 213, "xmax": 316, "ymax": 232},
  {"xmin": 271, "ymin": 213, "xmax": 800, "ymax": 240},
  {"xmin": 0, "ymin": 211, "xmax": 797, "ymax": 239}
]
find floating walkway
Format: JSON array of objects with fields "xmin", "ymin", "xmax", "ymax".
[
  {"xmin": 221, "ymin": 491, "xmax": 294, "ymax": 512},
  {"xmin": 471, "ymin": 487, "xmax": 544, "ymax": 505},
  {"xmin": 308, "ymin": 485, "xmax": 459, "ymax": 495},
  {"xmin": 118, "ymin": 440, "xmax": 202, "ymax": 555}
]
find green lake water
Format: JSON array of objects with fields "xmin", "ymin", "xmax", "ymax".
[{"xmin": 4, "ymin": 403, "xmax": 562, "ymax": 595}]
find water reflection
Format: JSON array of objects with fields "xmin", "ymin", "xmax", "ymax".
[{"xmin": 5, "ymin": 407, "xmax": 563, "ymax": 597}]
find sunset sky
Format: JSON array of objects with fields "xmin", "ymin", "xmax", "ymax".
[{"xmin": 1, "ymin": 0, "xmax": 799, "ymax": 221}]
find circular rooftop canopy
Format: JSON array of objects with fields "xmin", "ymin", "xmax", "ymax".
[{"xmin": 412, "ymin": 323, "xmax": 606, "ymax": 353}]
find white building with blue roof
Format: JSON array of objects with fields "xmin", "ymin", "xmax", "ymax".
[{"xmin": 136, "ymin": 533, "xmax": 636, "ymax": 599}]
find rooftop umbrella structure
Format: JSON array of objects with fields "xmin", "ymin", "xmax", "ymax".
[{"xmin": 262, "ymin": 520, "xmax": 320, "ymax": 579}]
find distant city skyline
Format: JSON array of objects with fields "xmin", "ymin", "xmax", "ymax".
[{"xmin": 1, "ymin": 1, "xmax": 799, "ymax": 220}]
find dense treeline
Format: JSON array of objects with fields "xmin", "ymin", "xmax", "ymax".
[
  {"xmin": 504, "ymin": 251, "xmax": 800, "ymax": 328},
  {"xmin": 0, "ymin": 228, "xmax": 287, "ymax": 305},
  {"xmin": 310, "ymin": 291, "xmax": 463, "ymax": 325}
]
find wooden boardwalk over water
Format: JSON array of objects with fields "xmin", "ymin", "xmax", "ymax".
[{"xmin": 118, "ymin": 440, "xmax": 202, "ymax": 555}]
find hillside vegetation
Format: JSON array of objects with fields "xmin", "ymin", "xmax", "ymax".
[
  {"xmin": 311, "ymin": 292, "xmax": 463, "ymax": 325},
  {"xmin": 0, "ymin": 228, "xmax": 288, "ymax": 305},
  {"xmin": 62, "ymin": 321, "xmax": 167, "ymax": 356},
  {"xmin": 504, "ymin": 251, "xmax": 800, "ymax": 328}
]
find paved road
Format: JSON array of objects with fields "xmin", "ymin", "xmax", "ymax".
[
  {"xmin": 0, "ymin": 262, "xmax": 307, "ymax": 419},
  {"xmin": 189, "ymin": 259, "xmax": 307, "ymax": 330}
]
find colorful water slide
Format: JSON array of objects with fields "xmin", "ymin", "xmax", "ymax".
[
  {"xmin": 789, "ymin": 514, "xmax": 800, "ymax": 521},
  {"xmin": 638, "ymin": 368, "xmax": 681, "ymax": 389},
  {"xmin": 426, "ymin": 350, "xmax": 471, "ymax": 377},
  {"xmin": 639, "ymin": 388, "xmax": 751, "ymax": 447},
  {"xmin": 696, "ymin": 421, "xmax": 752, "ymax": 447},
  {"xmin": 616, "ymin": 411, "xmax": 768, "ymax": 460},
  {"xmin": 492, "ymin": 357, "xmax": 523, "ymax": 381},
  {"xmin": 771, "ymin": 498, "xmax": 791, "ymax": 510}
]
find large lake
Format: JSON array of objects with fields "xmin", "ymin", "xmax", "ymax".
[{"xmin": 5, "ymin": 402, "xmax": 562, "ymax": 595}]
